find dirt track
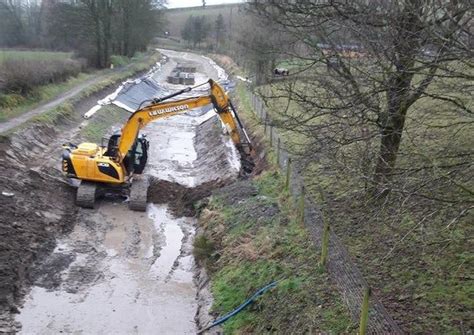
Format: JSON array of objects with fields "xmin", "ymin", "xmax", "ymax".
[
  {"xmin": 0, "ymin": 65, "xmax": 138, "ymax": 134},
  {"xmin": 0, "ymin": 49, "xmax": 241, "ymax": 333}
]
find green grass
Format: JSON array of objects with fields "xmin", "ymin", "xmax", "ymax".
[
  {"xmin": 0, "ymin": 50, "xmax": 159, "ymax": 123},
  {"xmin": 165, "ymin": 4, "xmax": 242, "ymax": 38},
  {"xmin": 80, "ymin": 104, "xmax": 128, "ymax": 143},
  {"xmin": 0, "ymin": 49, "xmax": 73, "ymax": 64},
  {"xmin": 0, "ymin": 49, "xmax": 87, "ymax": 122},
  {"xmin": 232, "ymin": 57, "xmax": 474, "ymax": 333},
  {"xmin": 198, "ymin": 170, "xmax": 355, "ymax": 334}
]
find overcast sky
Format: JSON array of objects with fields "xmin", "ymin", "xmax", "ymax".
[{"xmin": 167, "ymin": 0, "xmax": 243, "ymax": 8}]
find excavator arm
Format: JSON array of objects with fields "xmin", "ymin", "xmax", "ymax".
[{"xmin": 115, "ymin": 79, "xmax": 250, "ymax": 163}]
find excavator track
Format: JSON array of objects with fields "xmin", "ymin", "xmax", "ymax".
[
  {"xmin": 76, "ymin": 181, "xmax": 97, "ymax": 209},
  {"xmin": 129, "ymin": 175, "xmax": 149, "ymax": 212}
]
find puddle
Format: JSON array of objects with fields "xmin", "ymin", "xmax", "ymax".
[
  {"xmin": 17, "ymin": 203, "xmax": 198, "ymax": 335},
  {"xmin": 149, "ymin": 205, "xmax": 185, "ymax": 279}
]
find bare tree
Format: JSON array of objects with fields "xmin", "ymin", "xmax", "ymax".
[
  {"xmin": 234, "ymin": 11, "xmax": 288, "ymax": 85},
  {"xmin": 249, "ymin": 0, "xmax": 473, "ymax": 196},
  {"xmin": 0, "ymin": 0, "xmax": 41, "ymax": 47}
]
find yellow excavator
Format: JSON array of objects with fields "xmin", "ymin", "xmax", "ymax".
[{"xmin": 62, "ymin": 79, "xmax": 252, "ymax": 211}]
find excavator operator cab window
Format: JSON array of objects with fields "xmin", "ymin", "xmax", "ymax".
[
  {"xmin": 123, "ymin": 135, "xmax": 148, "ymax": 175},
  {"xmin": 133, "ymin": 136, "xmax": 149, "ymax": 174}
]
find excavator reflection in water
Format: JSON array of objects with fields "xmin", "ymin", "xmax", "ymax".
[{"xmin": 62, "ymin": 79, "xmax": 252, "ymax": 211}]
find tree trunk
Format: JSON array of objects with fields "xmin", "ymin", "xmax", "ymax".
[
  {"xmin": 95, "ymin": 23, "xmax": 102, "ymax": 67},
  {"xmin": 372, "ymin": 0, "xmax": 421, "ymax": 195},
  {"xmin": 373, "ymin": 82, "xmax": 411, "ymax": 194}
]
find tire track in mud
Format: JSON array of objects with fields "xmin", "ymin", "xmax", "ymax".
[{"xmin": 12, "ymin": 49, "xmax": 241, "ymax": 334}]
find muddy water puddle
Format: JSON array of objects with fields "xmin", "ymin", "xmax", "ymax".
[{"xmin": 17, "ymin": 203, "xmax": 198, "ymax": 334}]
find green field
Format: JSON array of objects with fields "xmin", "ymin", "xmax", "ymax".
[
  {"xmin": 164, "ymin": 4, "xmax": 243, "ymax": 38},
  {"xmin": 0, "ymin": 50, "xmax": 73, "ymax": 64}
]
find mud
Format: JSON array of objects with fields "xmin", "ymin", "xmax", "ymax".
[
  {"xmin": 0, "ymin": 49, "xmax": 254, "ymax": 334},
  {"xmin": 0, "ymin": 132, "xmax": 77, "ymax": 332},
  {"xmin": 148, "ymin": 179, "xmax": 222, "ymax": 217},
  {"xmin": 16, "ymin": 203, "xmax": 199, "ymax": 334}
]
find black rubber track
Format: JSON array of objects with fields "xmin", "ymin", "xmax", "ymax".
[
  {"xmin": 129, "ymin": 175, "xmax": 149, "ymax": 211},
  {"xmin": 76, "ymin": 181, "xmax": 97, "ymax": 209}
]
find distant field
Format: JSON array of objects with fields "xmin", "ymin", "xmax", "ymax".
[
  {"xmin": 0, "ymin": 50, "xmax": 73, "ymax": 64},
  {"xmin": 164, "ymin": 4, "xmax": 244, "ymax": 38}
]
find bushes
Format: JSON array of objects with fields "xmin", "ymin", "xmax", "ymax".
[
  {"xmin": 0, "ymin": 93, "xmax": 25, "ymax": 108},
  {"xmin": 0, "ymin": 58, "xmax": 85, "ymax": 95},
  {"xmin": 110, "ymin": 55, "xmax": 130, "ymax": 67}
]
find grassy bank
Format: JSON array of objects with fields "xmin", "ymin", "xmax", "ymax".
[
  {"xmin": 193, "ymin": 80, "xmax": 355, "ymax": 333},
  {"xmin": 0, "ymin": 72, "xmax": 94, "ymax": 122},
  {"xmin": 226, "ymin": 55, "xmax": 473, "ymax": 333},
  {"xmin": 27, "ymin": 51, "xmax": 161, "ymax": 129},
  {"xmin": 79, "ymin": 104, "xmax": 129, "ymax": 143},
  {"xmin": 196, "ymin": 172, "xmax": 354, "ymax": 333},
  {"xmin": 0, "ymin": 50, "xmax": 155, "ymax": 123},
  {"xmin": 165, "ymin": 4, "xmax": 241, "ymax": 37}
]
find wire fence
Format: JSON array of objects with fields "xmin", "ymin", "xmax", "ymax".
[{"xmin": 249, "ymin": 93, "xmax": 403, "ymax": 334}]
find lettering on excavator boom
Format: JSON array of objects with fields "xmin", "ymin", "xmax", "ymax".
[{"xmin": 148, "ymin": 104, "xmax": 189, "ymax": 116}]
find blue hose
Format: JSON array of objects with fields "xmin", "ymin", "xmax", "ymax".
[{"xmin": 198, "ymin": 281, "xmax": 278, "ymax": 334}]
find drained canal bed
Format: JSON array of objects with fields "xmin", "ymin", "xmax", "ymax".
[
  {"xmin": 14, "ymin": 49, "xmax": 240, "ymax": 334},
  {"xmin": 17, "ymin": 203, "xmax": 197, "ymax": 334}
]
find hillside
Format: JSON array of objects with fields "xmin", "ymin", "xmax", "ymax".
[{"xmin": 164, "ymin": 4, "xmax": 243, "ymax": 38}]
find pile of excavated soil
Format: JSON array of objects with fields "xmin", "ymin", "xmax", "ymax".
[
  {"xmin": 0, "ymin": 134, "xmax": 77, "ymax": 331},
  {"xmin": 148, "ymin": 178, "xmax": 226, "ymax": 217}
]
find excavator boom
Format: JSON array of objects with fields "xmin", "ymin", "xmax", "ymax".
[{"xmin": 116, "ymin": 79, "xmax": 248, "ymax": 163}]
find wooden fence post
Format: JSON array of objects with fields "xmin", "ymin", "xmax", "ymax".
[
  {"xmin": 299, "ymin": 186, "xmax": 305, "ymax": 226},
  {"xmin": 359, "ymin": 287, "xmax": 371, "ymax": 335},
  {"xmin": 318, "ymin": 188, "xmax": 330, "ymax": 266},
  {"xmin": 285, "ymin": 157, "xmax": 291, "ymax": 191},
  {"xmin": 277, "ymin": 138, "xmax": 281, "ymax": 165},
  {"xmin": 269, "ymin": 125, "xmax": 273, "ymax": 147},
  {"xmin": 264, "ymin": 113, "xmax": 268, "ymax": 135}
]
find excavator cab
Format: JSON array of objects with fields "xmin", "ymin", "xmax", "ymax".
[{"xmin": 105, "ymin": 131, "xmax": 149, "ymax": 175}]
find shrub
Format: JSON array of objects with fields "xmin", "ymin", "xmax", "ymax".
[
  {"xmin": 192, "ymin": 234, "xmax": 215, "ymax": 264},
  {"xmin": 0, "ymin": 93, "xmax": 25, "ymax": 108},
  {"xmin": 110, "ymin": 55, "xmax": 130, "ymax": 67},
  {"xmin": 0, "ymin": 58, "xmax": 85, "ymax": 95}
]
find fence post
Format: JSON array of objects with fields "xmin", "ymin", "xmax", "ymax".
[
  {"xmin": 318, "ymin": 188, "xmax": 330, "ymax": 266},
  {"xmin": 285, "ymin": 157, "xmax": 291, "ymax": 191},
  {"xmin": 269, "ymin": 125, "xmax": 273, "ymax": 147},
  {"xmin": 299, "ymin": 186, "xmax": 305, "ymax": 226},
  {"xmin": 277, "ymin": 138, "xmax": 281, "ymax": 166},
  {"xmin": 359, "ymin": 287, "xmax": 371, "ymax": 335},
  {"xmin": 264, "ymin": 113, "xmax": 268, "ymax": 135}
]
